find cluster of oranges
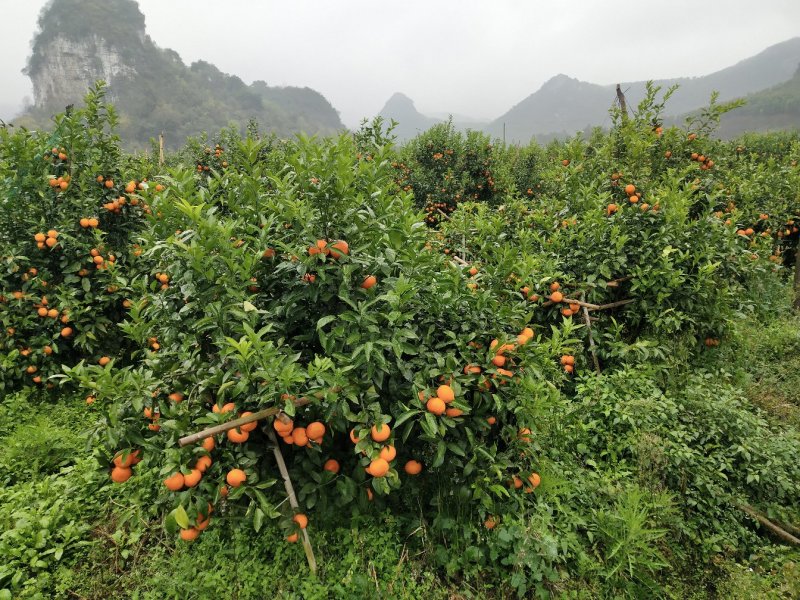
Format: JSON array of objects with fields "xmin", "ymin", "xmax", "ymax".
[
  {"xmin": 89, "ymin": 247, "xmax": 116, "ymax": 271},
  {"xmin": 33, "ymin": 229, "xmax": 59, "ymax": 250},
  {"xmin": 347, "ymin": 422, "xmax": 423, "ymax": 483},
  {"xmin": 154, "ymin": 272, "xmax": 170, "ymax": 290},
  {"xmin": 690, "ymin": 152, "xmax": 715, "ymax": 170},
  {"xmin": 196, "ymin": 144, "xmax": 228, "ymax": 172},
  {"xmin": 273, "ymin": 417, "xmax": 326, "ymax": 447},
  {"xmin": 704, "ymin": 337, "xmax": 721, "ymax": 348},
  {"xmin": 78, "ymin": 217, "xmax": 100, "ymax": 228},
  {"xmin": 110, "ymin": 449, "xmax": 142, "ymax": 484},
  {"xmin": 307, "ymin": 239, "xmax": 350, "ymax": 260}
]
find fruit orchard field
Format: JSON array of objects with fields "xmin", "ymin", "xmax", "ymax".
[{"xmin": 1, "ymin": 84, "xmax": 799, "ymax": 598}]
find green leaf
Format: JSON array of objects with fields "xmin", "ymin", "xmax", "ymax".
[
  {"xmin": 253, "ymin": 507, "xmax": 265, "ymax": 532},
  {"xmin": 174, "ymin": 505, "xmax": 189, "ymax": 529}
]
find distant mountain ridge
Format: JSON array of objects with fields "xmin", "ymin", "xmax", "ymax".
[
  {"xmin": 19, "ymin": 0, "xmax": 344, "ymax": 147},
  {"xmin": 378, "ymin": 37, "xmax": 800, "ymax": 143}
]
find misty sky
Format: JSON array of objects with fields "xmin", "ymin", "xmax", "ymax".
[{"xmin": 1, "ymin": 0, "xmax": 800, "ymax": 127}]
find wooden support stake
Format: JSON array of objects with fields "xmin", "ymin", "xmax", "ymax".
[
  {"xmin": 616, "ymin": 84, "xmax": 628, "ymax": 121},
  {"xmin": 594, "ymin": 298, "xmax": 636, "ymax": 311},
  {"xmin": 738, "ymin": 504, "xmax": 800, "ymax": 546},
  {"xmin": 158, "ymin": 131, "xmax": 165, "ymax": 167},
  {"xmin": 178, "ymin": 397, "xmax": 311, "ymax": 447},
  {"xmin": 794, "ymin": 242, "xmax": 800, "ymax": 311},
  {"xmin": 267, "ymin": 429, "xmax": 318, "ymax": 573},
  {"xmin": 581, "ymin": 292, "xmax": 601, "ymax": 374}
]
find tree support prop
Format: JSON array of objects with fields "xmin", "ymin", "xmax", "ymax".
[
  {"xmin": 267, "ymin": 429, "xmax": 318, "ymax": 573},
  {"xmin": 738, "ymin": 504, "xmax": 800, "ymax": 546},
  {"xmin": 178, "ymin": 397, "xmax": 311, "ymax": 447}
]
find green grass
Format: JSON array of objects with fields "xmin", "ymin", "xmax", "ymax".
[{"xmin": 2, "ymin": 299, "xmax": 800, "ymax": 599}]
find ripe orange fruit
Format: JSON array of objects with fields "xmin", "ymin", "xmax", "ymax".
[
  {"xmin": 180, "ymin": 528, "xmax": 200, "ymax": 541},
  {"xmin": 111, "ymin": 466, "xmax": 132, "ymax": 483},
  {"xmin": 436, "ymin": 384, "xmax": 455, "ymax": 403},
  {"xmin": 366, "ymin": 458, "xmax": 390, "ymax": 477},
  {"xmin": 34, "ymin": 232, "xmax": 46, "ymax": 242},
  {"xmin": 99, "ymin": 356, "xmax": 111, "ymax": 366},
  {"xmin": 484, "ymin": 517, "xmax": 497, "ymax": 529},
  {"xmin": 45, "ymin": 237, "xmax": 57, "ymax": 248},
  {"xmin": 360, "ymin": 275, "xmax": 377, "ymax": 289},
  {"xmin": 370, "ymin": 423, "xmax": 391, "ymax": 442},
  {"xmin": 292, "ymin": 427, "xmax": 309, "ymax": 447},
  {"xmin": 227, "ymin": 427, "xmax": 249, "ymax": 444},
  {"xmin": 486, "ymin": 416, "xmax": 497, "ymax": 425},
  {"xmin": 491, "ymin": 355, "xmax": 507, "ymax": 367},
  {"xmin": 624, "ymin": 184, "xmax": 636, "ymax": 195},
  {"xmin": 329, "ymin": 240, "xmax": 349, "ymax": 259},
  {"xmin": 195, "ymin": 455, "xmax": 212, "ymax": 473},
  {"xmin": 273, "ymin": 418, "xmax": 294, "ymax": 436},
  {"xmin": 168, "ymin": 392, "xmax": 184, "ymax": 403},
  {"xmin": 105, "ymin": 179, "xmax": 114, "ymax": 188},
  {"xmin": 47, "ymin": 308, "xmax": 58, "ymax": 319},
  {"xmin": 379, "ymin": 445, "xmax": 397, "ymax": 462},
  {"xmin": 293, "ymin": 514, "xmax": 308, "ymax": 529},
  {"xmin": 323, "ymin": 459, "xmax": 340, "ymax": 474},
  {"xmin": 201, "ymin": 436, "xmax": 215, "ymax": 452},
  {"xmin": 550, "ymin": 291, "xmax": 563, "ymax": 303},
  {"xmin": 219, "ymin": 485, "xmax": 229, "ymax": 497},
  {"xmin": 43, "ymin": 345, "xmax": 53, "ymax": 355},
  {"xmin": 184, "ymin": 468, "xmax": 202, "ymax": 488},
  {"xmin": 549, "ymin": 282, "xmax": 561, "ymax": 292},
  {"xmin": 426, "ymin": 397, "xmax": 446, "ymax": 415},
  {"xmin": 527, "ymin": 473, "xmax": 541, "ymax": 489},
  {"xmin": 469, "ymin": 266, "xmax": 478, "ymax": 276},
  {"xmin": 226, "ymin": 468, "xmax": 247, "ymax": 487},
  {"xmin": 37, "ymin": 307, "xmax": 48, "ymax": 317},
  {"xmin": 349, "ymin": 428, "xmax": 360, "ymax": 444},
  {"xmin": 518, "ymin": 428, "xmax": 532, "ymax": 443},
  {"xmin": 306, "ymin": 422, "xmax": 326, "ymax": 439},
  {"xmin": 445, "ymin": 407, "xmax": 463, "ymax": 418},
  {"xmin": 560, "ymin": 355, "xmax": 575, "ymax": 366},
  {"xmin": 286, "ymin": 533, "xmax": 299, "ymax": 543},
  {"xmin": 164, "ymin": 472, "xmax": 185, "ymax": 491},
  {"xmin": 404, "ymin": 460, "xmax": 422, "ymax": 475},
  {"xmin": 113, "ymin": 450, "xmax": 140, "ymax": 468},
  {"xmin": 196, "ymin": 514, "xmax": 211, "ymax": 531}
]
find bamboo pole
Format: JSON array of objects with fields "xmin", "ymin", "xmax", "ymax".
[
  {"xmin": 738, "ymin": 504, "xmax": 800, "ymax": 546},
  {"xmin": 581, "ymin": 292, "xmax": 601, "ymax": 374},
  {"xmin": 178, "ymin": 397, "xmax": 311, "ymax": 447},
  {"xmin": 267, "ymin": 429, "xmax": 318, "ymax": 573},
  {"xmin": 794, "ymin": 242, "xmax": 800, "ymax": 311}
]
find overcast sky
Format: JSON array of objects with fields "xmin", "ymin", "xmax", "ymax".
[{"xmin": 1, "ymin": 0, "xmax": 800, "ymax": 127}]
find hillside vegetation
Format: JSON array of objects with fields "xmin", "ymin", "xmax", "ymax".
[{"xmin": 18, "ymin": 0, "xmax": 344, "ymax": 148}]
